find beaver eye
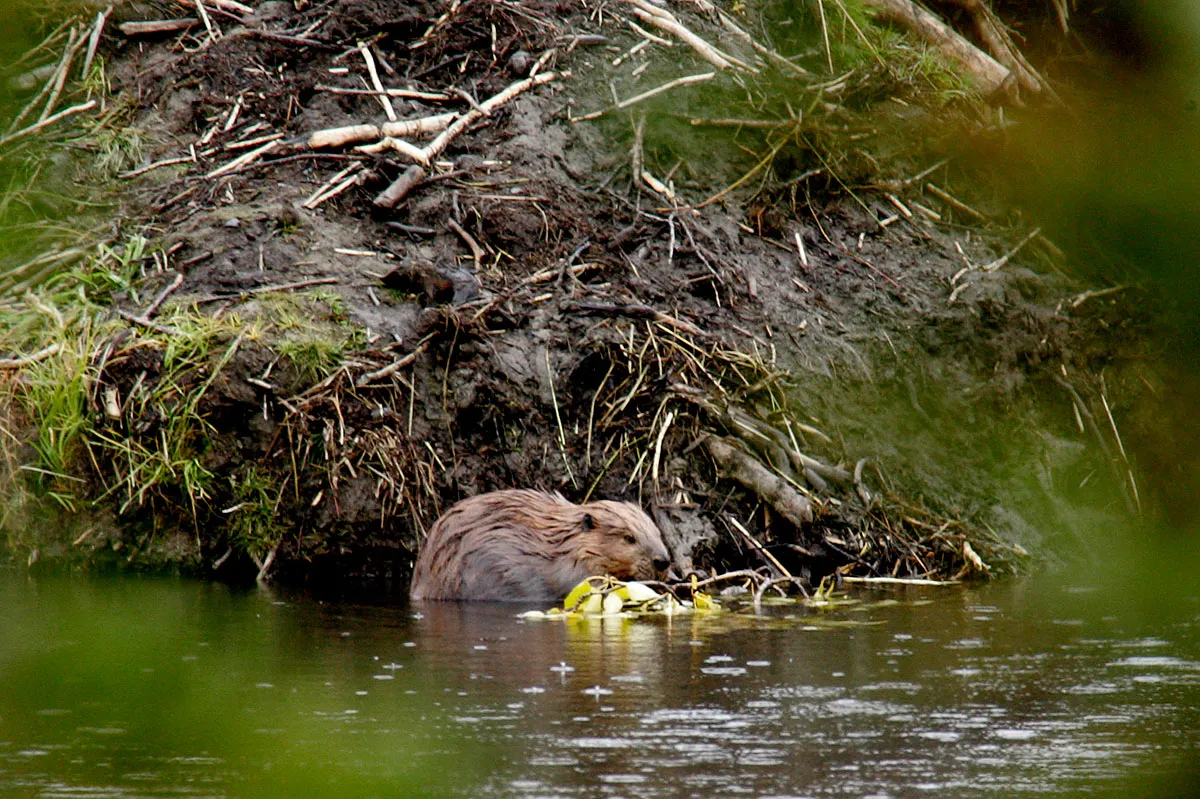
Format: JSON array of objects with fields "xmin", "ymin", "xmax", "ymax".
[{"xmin": 624, "ymin": 534, "xmax": 636, "ymax": 545}]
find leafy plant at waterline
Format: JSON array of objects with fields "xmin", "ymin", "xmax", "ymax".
[
  {"xmin": 89, "ymin": 312, "xmax": 252, "ymax": 524},
  {"xmin": 47, "ymin": 232, "xmax": 152, "ymax": 305},
  {"xmin": 226, "ymin": 465, "xmax": 282, "ymax": 563},
  {"xmin": 6, "ymin": 299, "xmax": 111, "ymax": 510}
]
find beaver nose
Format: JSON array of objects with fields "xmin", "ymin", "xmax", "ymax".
[{"xmin": 653, "ymin": 556, "xmax": 671, "ymax": 573}]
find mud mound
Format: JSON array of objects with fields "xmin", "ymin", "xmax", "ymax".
[{"xmin": 2, "ymin": 0, "xmax": 1134, "ymax": 587}]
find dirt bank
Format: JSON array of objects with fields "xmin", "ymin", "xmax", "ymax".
[{"xmin": 1, "ymin": 0, "xmax": 1141, "ymax": 587}]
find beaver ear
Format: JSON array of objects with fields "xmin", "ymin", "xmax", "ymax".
[{"xmin": 582, "ymin": 513, "xmax": 595, "ymax": 530}]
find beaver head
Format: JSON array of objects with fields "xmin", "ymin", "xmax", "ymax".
[{"xmin": 560, "ymin": 498, "xmax": 675, "ymax": 586}]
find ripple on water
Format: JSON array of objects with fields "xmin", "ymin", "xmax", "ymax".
[
  {"xmin": 1108, "ymin": 656, "xmax": 1197, "ymax": 669},
  {"xmin": 611, "ymin": 674, "xmax": 644, "ymax": 683},
  {"xmin": 598, "ymin": 774, "xmax": 646, "ymax": 784},
  {"xmin": 945, "ymin": 638, "xmax": 988, "ymax": 650},
  {"xmin": 641, "ymin": 708, "xmax": 739, "ymax": 726},
  {"xmin": 701, "ymin": 666, "xmax": 748, "ymax": 676},
  {"xmin": 565, "ymin": 737, "xmax": 637, "ymax": 750},
  {"xmin": 823, "ymin": 697, "xmax": 911, "ymax": 717}
]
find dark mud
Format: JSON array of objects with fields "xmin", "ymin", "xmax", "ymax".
[{"xmin": 6, "ymin": 0, "xmax": 1143, "ymax": 585}]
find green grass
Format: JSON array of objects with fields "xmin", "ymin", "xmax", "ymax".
[
  {"xmin": 0, "ymin": 229, "xmax": 367, "ymax": 565},
  {"xmin": 227, "ymin": 465, "xmax": 281, "ymax": 561}
]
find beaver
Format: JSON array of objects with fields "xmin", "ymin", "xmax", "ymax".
[{"xmin": 410, "ymin": 489, "xmax": 674, "ymax": 601}]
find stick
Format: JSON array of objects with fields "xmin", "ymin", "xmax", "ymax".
[
  {"xmin": 705, "ymin": 436, "xmax": 813, "ymax": 525},
  {"xmin": 728, "ymin": 516, "xmax": 793, "ymax": 578},
  {"xmin": 926, "ymin": 182, "xmax": 985, "ymax": 220},
  {"xmin": 307, "ymin": 113, "xmax": 455, "ymax": 149},
  {"xmin": 302, "ymin": 163, "xmax": 358, "ymax": 208},
  {"xmin": 192, "ymin": 276, "xmax": 340, "ymax": 304},
  {"xmin": 841, "ymin": 575, "xmax": 959, "ymax": 586},
  {"xmin": 573, "ymin": 72, "xmax": 715, "ymax": 122},
  {"xmin": 360, "ymin": 43, "xmax": 396, "ymax": 121},
  {"xmin": 113, "ymin": 308, "xmax": 182, "ymax": 335},
  {"xmin": 627, "ymin": 0, "xmax": 755, "ymax": 73},
  {"xmin": 651, "ymin": 409, "xmax": 675, "ymax": 486},
  {"xmin": 422, "ymin": 71, "xmax": 563, "ymax": 163},
  {"xmin": 255, "ymin": 543, "xmax": 278, "ymax": 583},
  {"xmin": 37, "ymin": 27, "xmax": 84, "ymax": 124},
  {"xmin": 194, "ymin": 0, "xmax": 221, "ymax": 41},
  {"xmin": 0, "ymin": 343, "xmax": 60, "ymax": 370},
  {"xmin": 81, "ymin": 8, "xmax": 109, "ymax": 78},
  {"xmin": 119, "ymin": 18, "xmax": 200, "ymax": 36},
  {"xmin": 373, "ymin": 164, "xmax": 428, "ymax": 208},
  {"xmin": 569, "ymin": 301, "xmax": 708, "ymax": 338},
  {"xmin": 355, "ymin": 341, "xmax": 430, "ymax": 387},
  {"xmin": 302, "ymin": 165, "xmax": 368, "ymax": 209},
  {"xmin": 0, "ymin": 100, "xmax": 97, "ymax": 149},
  {"xmin": 447, "ymin": 218, "xmax": 485, "ymax": 269},
  {"xmin": 177, "ymin": 0, "xmax": 254, "ymax": 16},
  {"xmin": 314, "ymin": 84, "xmax": 452, "ymax": 101},
  {"xmin": 860, "ymin": 0, "xmax": 1011, "ymax": 98},
  {"xmin": 981, "ymin": 227, "xmax": 1040, "ymax": 271},
  {"xmin": 204, "ymin": 137, "xmax": 281, "ymax": 178},
  {"xmin": 142, "ymin": 272, "xmax": 185, "ymax": 318}
]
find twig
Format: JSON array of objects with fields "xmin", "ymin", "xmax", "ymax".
[
  {"xmin": 816, "ymin": 0, "xmax": 833, "ymax": 73},
  {"xmin": 0, "ymin": 100, "xmax": 98, "ymax": 149},
  {"xmin": 651, "ymin": 409, "xmax": 675, "ymax": 486},
  {"xmin": 682, "ymin": 569, "xmax": 768, "ymax": 594},
  {"xmin": 119, "ymin": 19, "xmax": 199, "ymax": 37},
  {"xmin": 1065, "ymin": 285, "xmax": 1127, "ymax": 310},
  {"xmin": 569, "ymin": 301, "xmax": 708, "ymax": 338},
  {"xmin": 981, "ymin": 227, "xmax": 1040, "ymax": 271},
  {"xmin": 422, "ymin": 71, "xmax": 564, "ymax": 164},
  {"xmin": 1053, "ymin": 374, "xmax": 1137, "ymax": 515},
  {"xmin": 0, "ymin": 343, "xmax": 61, "ymax": 370},
  {"xmin": 447, "ymin": 218, "xmax": 486, "ymax": 269},
  {"xmin": 177, "ymin": 0, "xmax": 253, "ymax": 16},
  {"xmin": 204, "ymin": 136, "xmax": 282, "ymax": 178},
  {"xmin": 255, "ymin": 543, "xmax": 278, "ymax": 583},
  {"xmin": 860, "ymin": 0, "xmax": 1011, "ymax": 99},
  {"xmin": 302, "ymin": 164, "xmax": 369, "ymax": 209},
  {"xmin": 192, "ymin": 276, "xmax": 340, "ymax": 304},
  {"xmin": 545, "ymin": 349, "xmax": 577, "ymax": 488},
  {"xmin": 373, "ymin": 164, "xmax": 428, "ymax": 209},
  {"xmin": 314, "ymin": 84, "xmax": 452, "ymax": 101},
  {"xmin": 728, "ymin": 516, "xmax": 793, "ymax": 578},
  {"xmin": 142, "ymin": 272, "xmax": 185, "ymax": 318},
  {"xmin": 355, "ymin": 341, "xmax": 430, "ymax": 387},
  {"xmin": 194, "ymin": 0, "xmax": 221, "ymax": 41},
  {"xmin": 925, "ymin": 182, "xmax": 985, "ymax": 220},
  {"xmin": 113, "ymin": 308, "xmax": 182, "ymax": 335},
  {"xmin": 360, "ymin": 43, "xmax": 396, "ymax": 121},
  {"xmin": 37, "ymin": 27, "xmax": 85, "ymax": 125},
  {"xmin": 81, "ymin": 8, "xmax": 109, "ymax": 78},
  {"xmin": 841, "ymin": 575, "xmax": 959, "ymax": 586},
  {"xmin": 627, "ymin": 0, "xmax": 755, "ymax": 73},
  {"xmin": 573, "ymin": 72, "xmax": 715, "ymax": 122},
  {"xmin": 705, "ymin": 435, "xmax": 813, "ymax": 525}
]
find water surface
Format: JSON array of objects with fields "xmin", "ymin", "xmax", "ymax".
[{"xmin": 1, "ymin": 572, "xmax": 1196, "ymax": 797}]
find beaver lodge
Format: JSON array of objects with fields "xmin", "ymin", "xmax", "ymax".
[{"xmin": 0, "ymin": 0, "xmax": 1160, "ymax": 595}]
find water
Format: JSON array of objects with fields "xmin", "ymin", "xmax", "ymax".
[{"xmin": 1, "ymin": 572, "xmax": 1196, "ymax": 798}]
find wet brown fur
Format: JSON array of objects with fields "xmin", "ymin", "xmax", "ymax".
[{"xmin": 410, "ymin": 489, "xmax": 673, "ymax": 601}]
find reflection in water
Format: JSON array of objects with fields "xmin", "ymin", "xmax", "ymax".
[{"xmin": 0, "ymin": 572, "xmax": 1196, "ymax": 798}]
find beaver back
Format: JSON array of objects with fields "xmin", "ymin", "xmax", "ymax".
[{"xmin": 410, "ymin": 489, "xmax": 672, "ymax": 601}]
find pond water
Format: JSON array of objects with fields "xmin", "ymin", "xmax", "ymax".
[{"xmin": 1, "ymin": 571, "xmax": 1196, "ymax": 798}]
